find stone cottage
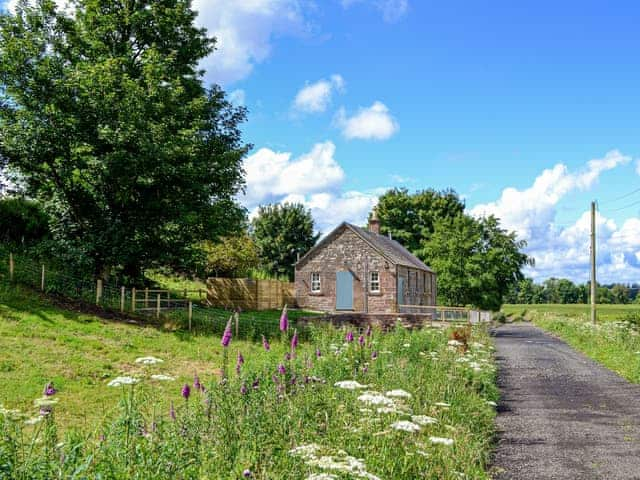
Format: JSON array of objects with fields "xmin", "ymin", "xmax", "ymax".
[{"xmin": 294, "ymin": 212, "xmax": 436, "ymax": 314}]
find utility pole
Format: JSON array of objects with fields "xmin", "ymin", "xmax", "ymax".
[{"xmin": 590, "ymin": 201, "xmax": 597, "ymax": 324}]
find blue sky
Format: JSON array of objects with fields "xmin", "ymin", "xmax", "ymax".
[{"xmin": 4, "ymin": 0, "xmax": 640, "ymax": 283}]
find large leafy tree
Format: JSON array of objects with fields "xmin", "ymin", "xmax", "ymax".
[
  {"xmin": 0, "ymin": 0, "xmax": 248, "ymax": 279},
  {"xmin": 251, "ymin": 203, "xmax": 319, "ymax": 280},
  {"xmin": 200, "ymin": 234, "xmax": 259, "ymax": 278},
  {"xmin": 374, "ymin": 188, "xmax": 464, "ymax": 254},
  {"xmin": 422, "ymin": 215, "xmax": 532, "ymax": 310}
]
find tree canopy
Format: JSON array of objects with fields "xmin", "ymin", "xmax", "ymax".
[
  {"xmin": 0, "ymin": 0, "xmax": 248, "ymax": 279},
  {"xmin": 251, "ymin": 203, "xmax": 319, "ymax": 280},
  {"xmin": 375, "ymin": 188, "xmax": 464, "ymax": 254},
  {"xmin": 376, "ymin": 188, "xmax": 531, "ymax": 310}
]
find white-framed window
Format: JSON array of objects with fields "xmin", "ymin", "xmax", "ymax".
[
  {"xmin": 370, "ymin": 271, "xmax": 380, "ymax": 293},
  {"xmin": 311, "ymin": 272, "xmax": 321, "ymax": 293}
]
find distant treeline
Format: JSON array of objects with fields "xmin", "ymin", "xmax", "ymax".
[{"xmin": 505, "ymin": 278, "xmax": 640, "ymax": 305}]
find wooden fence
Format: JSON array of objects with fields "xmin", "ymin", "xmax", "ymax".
[{"xmin": 206, "ymin": 278, "xmax": 295, "ymax": 311}]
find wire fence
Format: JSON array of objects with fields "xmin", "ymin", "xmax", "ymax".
[{"xmin": 0, "ymin": 250, "xmax": 299, "ymax": 340}]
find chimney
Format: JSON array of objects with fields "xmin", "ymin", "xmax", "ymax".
[{"xmin": 368, "ymin": 208, "xmax": 380, "ymax": 234}]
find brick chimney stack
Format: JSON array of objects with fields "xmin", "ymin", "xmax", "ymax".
[{"xmin": 368, "ymin": 208, "xmax": 380, "ymax": 234}]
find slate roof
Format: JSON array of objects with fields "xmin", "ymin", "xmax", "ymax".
[
  {"xmin": 347, "ymin": 223, "xmax": 434, "ymax": 272},
  {"xmin": 296, "ymin": 222, "xmax": 434, "ymax": 273}
]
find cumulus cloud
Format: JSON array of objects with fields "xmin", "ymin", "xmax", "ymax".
[
  {"xmin": 335, "ymin": 101, "xmax": 399, "ymax": 141},
  {"xmin": 469, "ymin": 150, "xmax": 640, "ymax": 283},
  {"xmin": 279, "ymin": 190, "xmax": 380, "ymax": 233},
  {"xmin": 293, "ymin": 74, "xmax": 345, "ymax": 113},
  {"xmin": 341, "ymin": 0, "xmax": 409, "ymax": 23},
  {"xmin": 470, "ymin": 150, "xmax": 630, "ymax": 241},
  {"xmin": 241, "ymin": 141, "xmax": 380, "ymax": 232},
  {"xmin": 242, "ymin": 141, "xmax": 345, "ymax": 206},
  {"xmin": 192, "ymin": 0, "xmax": 310, "ymax": 85}
]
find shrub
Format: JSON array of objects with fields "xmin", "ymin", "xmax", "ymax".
[{"xmin": 0, "ymin": 197, "xmax": 49, "ymax": 245}]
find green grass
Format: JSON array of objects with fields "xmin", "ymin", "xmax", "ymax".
[
  {"xmin": 503, "ymin": 304, "xmax": 640, "ymax": 383},
  {"xmin": 502, "ymin": 303, "xmax": 640, "ymax": 322},
  {"xmin": 0, "ymin": 286, "xmax": 499, "ymax": 479},
  {"xmin": 0, "ymin": 285, "xmax": 263, "ymax": 431}
]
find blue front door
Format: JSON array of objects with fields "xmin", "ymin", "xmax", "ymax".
[{"xmin": 336, "ymin": 271, "xmax": 353, "ymax": 310}]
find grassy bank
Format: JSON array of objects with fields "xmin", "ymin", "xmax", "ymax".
[
  {"xmin": 502, "ymin": 303, "xmax": 640, "ymax": 322},
  {"xmin": 0, "ymin": 287, "xmax": 498, "ymax": 479},
  {"xmin": 504, "ymin": 304, "xmax": 640, "ymax": 383}
]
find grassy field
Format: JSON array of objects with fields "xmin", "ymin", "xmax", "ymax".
[
  {"xmin": 503, "ymin": 304, "xmax": 640, "ymax": 384},
  {"xmin": 0, "ymin": 285, "xmax": 264, "ymax": 430},
  {"xmin": 0, "ymin": 286, "xmax": 499, "ymax": 479},
  {"xmin": 503, "ymin": 303, "xmax": 640, "ymax": 322}
]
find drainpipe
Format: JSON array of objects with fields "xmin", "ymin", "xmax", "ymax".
[{"xmin": 363, "ymin": 257, "xmax": 369, "ymax": 314}]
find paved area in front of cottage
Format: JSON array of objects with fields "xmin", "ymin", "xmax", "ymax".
[{"xmin": 492, "ymin": 323, "xmax": 640, "ymax": 480}]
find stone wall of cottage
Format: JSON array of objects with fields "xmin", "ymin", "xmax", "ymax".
[{"xmin": 295, "ymin": 228, "xmax": 397, "ymax": 313}]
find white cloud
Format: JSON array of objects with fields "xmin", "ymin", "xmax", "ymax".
[
  {"xmin": 279, "ymin": 190, "xmax": 379, "ymax": 233},
  {"xmin": 293, "ymin": 74, "xmax": 345, "ymax": 113},
  {"xmin": 241, "ymin": 141, "xmax": 381, "ymax": 232},
  {"xmin": 192, "ymin": 0, "xmax": 310, "ymax": 85},
  {"xmin": 469, "ymin": 150, "xmax": 640, "ymax": 283},
  {"xmin": 341, "ymin": 0, "xmax": 409, "ymax": 23},
  {"xmin": 470, "ymin": 150, "xmax": 630, "ymax": 241},
  {"xmin": 335, "ymin": 101, "xmax": 399, "ymax": 141},
  {"xmin": 242, "ymin": 141, "xmax": 345, "ymax": 205}
]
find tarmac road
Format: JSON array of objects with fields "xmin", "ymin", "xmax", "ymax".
[{"xmin": 491, "ymin": 323, "xmax": 640, "ymax": 480}]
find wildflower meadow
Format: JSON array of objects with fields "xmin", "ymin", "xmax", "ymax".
[{"xmin": 0, "ymin": 303, "xmax": 498, "ymax": 479}]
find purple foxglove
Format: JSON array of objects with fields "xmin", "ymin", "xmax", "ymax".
[
  {"xmin": 169, "ymin": 401, "xmax": 176, "ymax": 420},
  {"xmin": 43, "ymin": 382, "xmax": 57, "ymax": 396},
  {"xmin": 358, "ymin": 335, "xmax": 365, "ymax": 347},
  {"xmin": 243, "ymin": 469, "xmax": 252, "ymax": 478},
  {"xmin": 182, "ymin": 383, "xmax": 191, "ymax": 400},
  {"xmin": 221, "ymin": 317, "xmax": 233, "ymax": 347},
  {"xmin": 291, "ymin": 329, "xmax": 299, "ymax": 350},
  {"xmin": 240, "ymin": 383, "xmax": 248, "ymax": 395},
  {"xmin": 193, "ymin": 374, "xmax": 201, "ymax": 392},
  {"xmin": 315, "ymin": 348, "xmax": 321, "ymax": 358},
  {"xmin": 372, "ymin": 350, "xmax": 378, "ymax": 359},
  {"xmin": 279, "ymin": 305, "xmax": 289, "ymax": 332},
  {"xmin": 277, "ymin": 364, "xmax": 286, "ymax": 375},
  {"xmin": 237, "ymin": 352, "xmax": 244, "ymax": 365},
  {"xmin": 252, "ymin": 378, "xmax": 260, "ymax": 389},
  {"xmin": 346, "ymin": 331, "xmax": 354, "ymax": 343},
  {"xmin": 284, "ymin": 352, "xmax": 292, "ymax": 361},
  {"xmin": 366, "ymin": 324, "xmax": 372, "ymax": 337},
  {"xmin": 262, "ymin": 335, "xmax": 270, "ymax": 351}
]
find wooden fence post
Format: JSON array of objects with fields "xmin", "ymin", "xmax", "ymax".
[
  {"xmin": 144, "ymin": 288, "xmax": 149, "ymax": 308},
  {"xmin": 9, "ymin": 253, "xmax": 14, "ymax": 282},
  {"xmin": 120, "ymin": 286, "xmax": 125, "ymax": 312},
  {"xmin": 41, "ymin": 264, "xmax": 45, "ymax": 291},
  {"xmin": 96, "ymin": 279, "xmax": 103, "ymax": 305},
  {"xmin": 188, "ymin": 301, "xmax": 193, "ymax": 331},
  {"xmin": 131, "ymin": 287, "xmax": 137, "ymax": 312},
  {"xmin": 156, "ymin": 294, "xmax": 161, "ymax": 319}
]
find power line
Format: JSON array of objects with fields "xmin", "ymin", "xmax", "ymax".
[
  {"xmin": 599, "ymin": 186, "xmax": 640, "ymax": 206},
  {"xmin": 601, "ymin": 198, "xmax": 640, "ymax": 214}
]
